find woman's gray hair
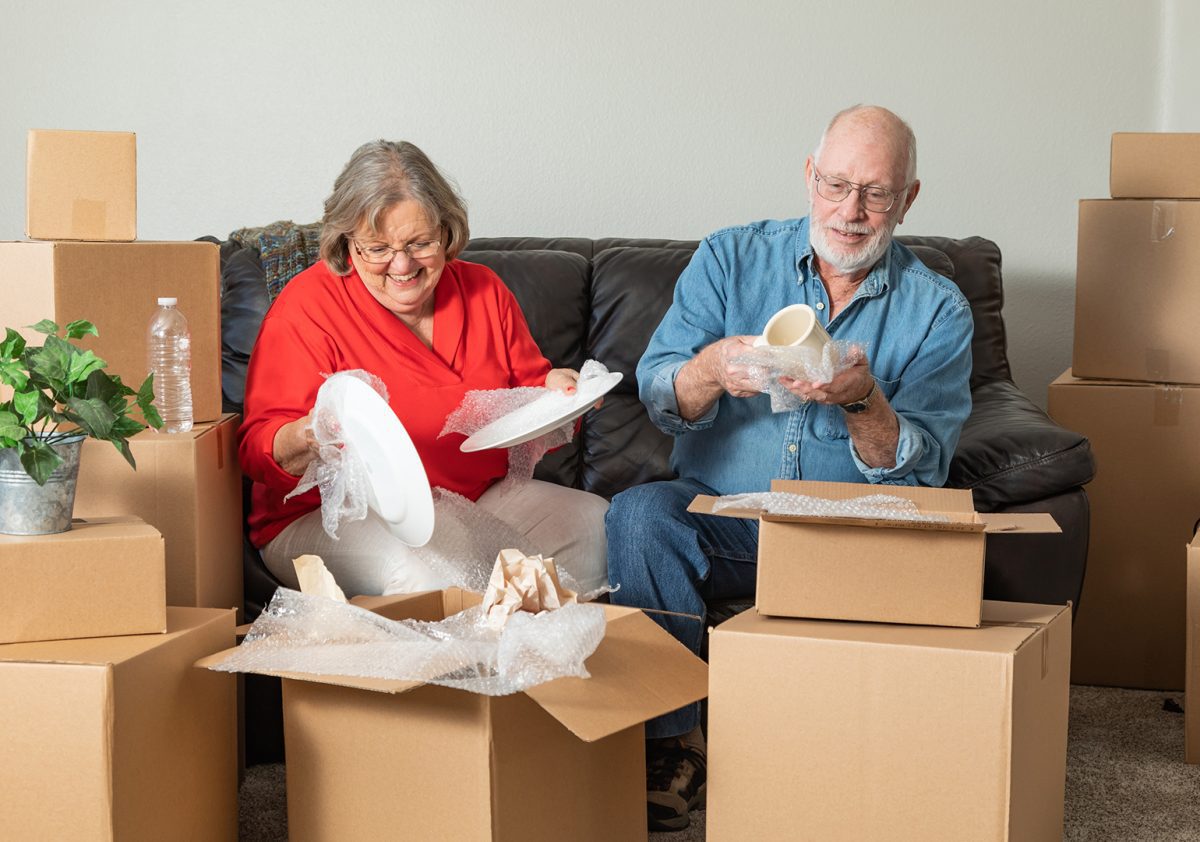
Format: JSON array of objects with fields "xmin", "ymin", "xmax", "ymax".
[{"xmin": 319, "ymin": 140, "xmax": 470, "ymax": 274}]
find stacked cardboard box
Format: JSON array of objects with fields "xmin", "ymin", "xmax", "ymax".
[
  {"xmin": 0, "ymin": 131, "xmax": 242, "ymax": 835},
  {"xmin": 693, "ymin": 480, "xmax": 1072, "ymax": 841},
  {"xmin": 4, "ymin": 130, "xmax": 242, "ymax": 616},
  {"xmin": 1188, "ymin": 531, "xmax": 1200, "ymax": 764},
  {"xmin": 1048, "ymin": 132, "xmax": 1200, "ymax": 692}
]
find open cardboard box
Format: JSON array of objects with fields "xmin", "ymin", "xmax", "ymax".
[
  {"xmin": 199, "ymin": 588, "xmax": 708, "ymax": 841},
  {"xmin": 689, "ymin": 479, "xmax": 1059, "ymax": 628}
]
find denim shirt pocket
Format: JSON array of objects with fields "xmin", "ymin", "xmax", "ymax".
[{"xmin": 814, "ymin": 375, "xmax": 901, "ymax": 440}]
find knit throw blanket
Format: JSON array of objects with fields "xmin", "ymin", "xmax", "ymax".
[{"xmin": 230, "ymin": 220, "xmax": 323, "ymax": 302}]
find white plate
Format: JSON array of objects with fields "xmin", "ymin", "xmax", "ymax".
[
  {"xmin": 460, "ymin": 371, "xmax": 623, "ymax": 452},
  {"xmin": 339, "ymin": 377, "xmax": 435, "ymax": 547}
]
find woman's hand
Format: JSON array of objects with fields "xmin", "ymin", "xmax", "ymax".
[
  {"xmin": 545, "ymin": 368, "xmax": 580, "ymax": 394},
  {"xmin": 545, "ymin": 367, "xmax": 605, "ymax": 409},
  {"xmin": 272, "ymin": 411, "xmax": 320, "ymax": 477}
]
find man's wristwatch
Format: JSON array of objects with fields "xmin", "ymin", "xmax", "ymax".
[{"xmin": 839, "ymin": 380, "xmax": 877, "ymax": 414}]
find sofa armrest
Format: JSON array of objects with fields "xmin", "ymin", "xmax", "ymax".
[{"xmin": 948, "ymin": 379, "xmax": 1096, "ymax": 510}]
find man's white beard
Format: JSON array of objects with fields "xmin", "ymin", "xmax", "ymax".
[{"xmin": 809, "ymin": 209, "xmax": 899, "ymax": 276}]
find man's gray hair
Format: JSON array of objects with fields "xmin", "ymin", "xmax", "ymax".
[
  {"xmin": 319, "ymin": 140, "xmax": 470, "ymax": 275},
  {"xmin": 813, "ymin": 105, "xmax": 918, "ymax": 185}
]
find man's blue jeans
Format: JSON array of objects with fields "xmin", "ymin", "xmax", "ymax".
[{"xmin": 606, "ymin": 477, "xmax": 759, "ymax": 739}]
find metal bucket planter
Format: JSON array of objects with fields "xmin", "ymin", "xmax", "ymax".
[{"xmin": 0, "ymin": 435, "xmax": 85, "ymax": 535}]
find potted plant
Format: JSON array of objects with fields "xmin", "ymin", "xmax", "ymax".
[{"xmin": 0, "ymin": 319, "xmax": 163, "ymax": 535}]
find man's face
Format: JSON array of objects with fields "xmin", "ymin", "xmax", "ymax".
[{"xmin": 806, "ymin": 127, "xmax": 912, "ymax": 278}]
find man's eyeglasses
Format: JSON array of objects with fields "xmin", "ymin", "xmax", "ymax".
[
  {"xmin": 812, "ymin": 167, "xmax": 905, "ymax": 213},
  {"xmin": 352, "ymin": 236, "xmax": 442, "ymax": 263}
]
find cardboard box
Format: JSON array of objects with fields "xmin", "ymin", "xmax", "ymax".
[
  {"xmin": 74, "ymin": 413, "xmax": 242, "ymax": 614},
  {"xmin": 26, "ymin": 129, "xmax": 137, "ymax": 241},
  {"xmin": 1111, "ymin": 132, "xmax": 1200, "ymax": 199},
  {"xmin": 200, "ymin": 589, "xmax": 708, "ymax": 841},
  {"xmin": 0, "ymin": 515, "xmax": 165, "ymax": 645},
  {"xmin": 0, "ymin": 606, "xmax": 237, "ymax": 840},
  {"xmin": 1074, "ymin": 199, "xmax": 1200, "ymax": 384},
  {"xmin": 708, "ymin": 601, "xmax": 1072, "ymax": 842},
  {"xmin": 0, "ymin": 240, "xmax": 222, "ymax": 421},
  {"xmin": 1048, "ymin": 369, "xmax": 1200, "ymax": 689},
  {"xmin": 689, "ymin": 479, "xmax": 1059, "ymax": 628},
  {"xmin": 1187, "ymin": 531, "xmax": 1200, "ymax": 763}
]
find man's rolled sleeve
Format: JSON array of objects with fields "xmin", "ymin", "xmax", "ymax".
[{"xmin": 641, "ymin": 359, "xmax": 720, "ymax": 433}]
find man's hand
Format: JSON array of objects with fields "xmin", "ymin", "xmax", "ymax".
[
  {"xmin": 780, "ymin": 354, "xmax": 899, "ymax": 468},
  {"xmin": 779, "ymin": 357, "xmax": 874, "ymax": 406},
  {"xmin": 674, "ymin": 335, "xmax": 762, "ymax": 420}
]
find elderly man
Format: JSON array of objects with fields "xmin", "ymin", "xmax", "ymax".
[{"xmin": 606, "ymin": 105, "xmax": 974, "ymax": 831}]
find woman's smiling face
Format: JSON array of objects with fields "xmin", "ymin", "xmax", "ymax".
[{"xmin": 349, "ymin": 199, "xmax": 446, "ymax": 321}]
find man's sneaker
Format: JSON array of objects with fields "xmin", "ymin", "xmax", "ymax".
[{"xmin": 645, "ymin": 738, "xmax": 707, "ymax": 831}]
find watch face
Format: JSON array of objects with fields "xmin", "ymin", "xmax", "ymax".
[{"xmin": 842, "ymin": 400, "xmax": 869, "ymax": 414}]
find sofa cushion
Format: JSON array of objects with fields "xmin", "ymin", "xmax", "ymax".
[
  {"xmin": 589, "ymin": 246, "xmax": 695, "ymax": 391},
  {"xmin": 900, "ymin": 235, "xmax": 1011, "ymax": 388},
  {"xmin": 948, "ymin": 379, "xmax": 1095, "ymax": 509}
]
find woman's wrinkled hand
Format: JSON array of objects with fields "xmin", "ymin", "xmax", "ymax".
[{"xmin": 272, "ymin": 411, "xmax": 321, "ymax": 476}]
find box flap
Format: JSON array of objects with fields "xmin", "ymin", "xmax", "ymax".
[
  {"xmin": 687, "ymin": 480, "xmax": 986, "ymax": 533},
  {"xmin": 978, "ymin": 512, "xmax": 1061, "ymax": 534},
  {"xmin": 193, "ymin": 648, "xmax": 429, "ymax": 696},
  {"xmin": 523, "ymin": 605, "xmax": 708, "ymax": 742}
]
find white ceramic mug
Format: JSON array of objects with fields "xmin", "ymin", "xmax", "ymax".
[{"xmin": 754, "ymin": 304, "xmax": 831, "ymax": 353}]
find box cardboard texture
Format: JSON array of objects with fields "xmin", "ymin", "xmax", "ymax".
[
  {"xmin": 1048, "ymin": 370, "xmax": 1200, "ymax": 689},
  {"xmin": 689, "ymin": 479, "xmax": 1059, "ymax": 628},
  {"xmin": 0, "ymin": 240, "xmax": 222, "ymax": 422},
  {"xmin": 1111, "ymin": 132, "xmax": 1200, "ymax": 199},
  {"xmin": 0, "ymin": 515, "xmax": 165, "ymax": 645},
  {"xmin": 74, "ymin": 414, "xmax": 242, "ymax": 614},
  {"xmin": 1187, "ymin": 532, "xmax": 1200, "ymax": 763},
  {"xmin": 707, "ymin": 601, "xmax": 1072, "ymax": 842},
  {"xmin": 26, "ymin": 129, "xmax": 137, "ymax": 241},
  {"xmin": 199, "ymin": 589, "xmax": 709, "ymax": 842},
  {"xmin": 1074, "ymin": 199, "xmax": 1200, "ymax": 385},
  {"xmin": 0, "ymin": 607, "xmax": 237, "ymax": 841}
]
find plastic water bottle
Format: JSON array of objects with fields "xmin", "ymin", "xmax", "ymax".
[{"xmin": 147, "ymin": 297, "xmax": 194, "ymax": 434}]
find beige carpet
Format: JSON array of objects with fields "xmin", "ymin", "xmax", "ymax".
[{"xmin": 239, "ymin": 685, "xmax": 1200, "ymax": 841}]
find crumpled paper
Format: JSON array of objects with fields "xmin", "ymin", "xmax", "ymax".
[
  {"xmin": 481, "ymin": 548, "xmax": 578, "ymax": 629},
  {"xmin": 284, "ymin": 369, "xmax": 386, "ymax": 538},
  {"xmin": 293, "ymin": 554, "xmax": 348, "ymax": 603},
  {"xmin": 732, "ymin": 341, "xmax": 867, "ymax": 413}
]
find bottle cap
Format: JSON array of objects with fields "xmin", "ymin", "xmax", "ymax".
[{"xmin": 157, "ymin": 297, "xmax": 178, "ymax": 306}]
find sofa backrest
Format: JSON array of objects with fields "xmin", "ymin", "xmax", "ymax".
[{"xmin": 217, "ymin": 230, "xmax": 1013, "ymax": 499}]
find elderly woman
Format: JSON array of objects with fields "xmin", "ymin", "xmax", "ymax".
[{"xmin": 238, "ymin": 140, "xmax": 608, "ymax": 596}]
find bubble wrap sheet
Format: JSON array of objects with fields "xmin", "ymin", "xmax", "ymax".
[
  {"xmin": 732, "ymin": 341, "xmax": 867, "ymax": 413},
  {"xmin": 208, "ymin": 588, "xmax": 608, "ymax": 696},
  {"xmin": 712, "ymin": 491, "xmax": 951, "ymax": 523},
  {"xmin": 284, "ymin": 369, "xmax": 387, "ymax": 539},
  {"xmin": 398, "ymin": 488, "xmax": 599, "ymax": 597},
  {"xmin": 440, "ymin": 360, "xmax": 612, "ymax": 481}
]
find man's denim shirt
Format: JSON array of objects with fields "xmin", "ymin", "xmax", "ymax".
[{"xmin": 638, "ymin": 216, "xmax": 974, "ymax": 493}]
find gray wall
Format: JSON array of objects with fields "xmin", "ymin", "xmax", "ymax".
[{"xmin": 1, "ymin": 0, "xmax": 1196, "ymax": 404}]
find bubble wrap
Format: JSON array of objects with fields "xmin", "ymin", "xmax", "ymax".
[
  {"xmin": 711, "ymin": 491, "xmax": 951, "ymax": 524},
  {"xmin": 284, "ymin": 369, "xmax": 387, "ymax": 538},
  {"xmin": 440, "ymin": 360, "xmax": 612, "ymax": 481},
  {"xmin": 207, "ymin": 588, "xmax": 607, "ymax": 696},
  {"xmin": 732, "ymin": 341, "xmax": 867, "ymax": 413}
]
